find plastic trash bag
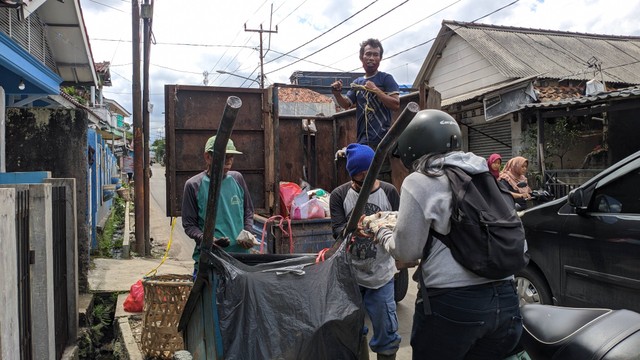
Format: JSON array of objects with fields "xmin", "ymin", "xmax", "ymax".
[
  {"xmin": 123, "ymin": 279, "xmax": 144, "ymax": 312},
  {"xmin": 204, "ymin": 241, "xmax": 364, "ymax": 359},
  {"xmin": 279, "ymin": 181, "xmax": 302, "ymax": 217},
  {"xmin": 291, "ymin": 196, "xmax": 326, "ymax": 220}
]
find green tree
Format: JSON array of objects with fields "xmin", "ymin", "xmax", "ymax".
[
  {"xmin": 152, "ymin": 138, "xmax": 165, "ymax": 164},
  {"xmin": 521, "ymin": 117, "xmax": 583, "ymax": 169}
]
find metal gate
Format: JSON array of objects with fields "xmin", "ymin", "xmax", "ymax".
[
  {"xmin": 466, "ymin": 118, "xmax": 512, "ymax": 160},
  {"xmin": 52, "ymin": 186, "xmax": 68, "ymax": 359},
  {"xmin": 16, "ymin": 189, "xmax": 32, "ymax": 360}
]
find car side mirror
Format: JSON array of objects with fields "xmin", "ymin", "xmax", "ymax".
[{"xmin": 568, "ymin": 188, "xmax": 588, "ymax": 213}]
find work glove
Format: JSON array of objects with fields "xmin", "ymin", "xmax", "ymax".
[
  {"xmin": 361, "ymin": 211, "xmax": 398, "ymax": 235},
  {"xmin": 236, "ymin": 229, "xmax": 260, "ymax": 249}
]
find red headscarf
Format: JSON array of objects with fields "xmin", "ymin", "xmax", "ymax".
[
  {"xmin": 499, "ymin": 156, "xmax": 531, "ymax": 195},
  {"xmin": 487, "ymin": 153, "xmax": 502, "ymax": 179}
]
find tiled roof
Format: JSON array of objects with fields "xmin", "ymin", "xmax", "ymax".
[
  {"xmin": 535, "ymin": 85, "xmax": 585, "ymax": 102},
  {"xmin": 525, "ymin": 85, "xmax": 640, "ymax": 109},
  {"xmin": 278, "ymin": 87, "xmax": 333, "ymax": 103}
]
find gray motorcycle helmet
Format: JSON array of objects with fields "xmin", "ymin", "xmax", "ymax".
[{"xmin": 395, "ymin": 109, "xmax": 462, "ymax": 169}]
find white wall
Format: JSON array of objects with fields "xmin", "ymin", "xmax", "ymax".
[
  {"xmin": 0, "ymin": 188, "xmax": 19, "ymax": 360},
  {"xmin": 429, "ymin": 35, "xmax": 509, "ymax": 100}
]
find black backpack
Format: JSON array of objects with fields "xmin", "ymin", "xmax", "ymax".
[
  {"xmin": 416, "ymin": 166, "xmax": 529, "ymax": 314},
  {"xmin": 426, "ymin": 165, "xmax": 529, "ymax": 279}
]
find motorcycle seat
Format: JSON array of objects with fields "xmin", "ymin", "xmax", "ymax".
[{"xmin": 521, "ymin": 304, "xmax": 640, "ymax": 360}]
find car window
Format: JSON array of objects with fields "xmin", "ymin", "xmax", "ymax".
[{"xmin": 590, "ymin": 169, "xmax": 640, "ymax": 214}]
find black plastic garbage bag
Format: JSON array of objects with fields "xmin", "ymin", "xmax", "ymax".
[{"xmin": 205, "ymin": 241, "xmax": 364, "ymax": 360}]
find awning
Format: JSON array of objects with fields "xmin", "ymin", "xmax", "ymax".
[
  {"xmin": 0, "ymin": 31, "xmax": 62, "ymax": 96},
  {"xmin": 96, "ymin": 128, "xmax": 124, "ymax": 141}
]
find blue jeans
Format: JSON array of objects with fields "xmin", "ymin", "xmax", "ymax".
[
  {"xmin": 361, "ymin": 279, "xmax": 401, "ymax": 355},
  {"xmin": 411, "ymin": 280, "xmax": 522, "ymax": 360}
]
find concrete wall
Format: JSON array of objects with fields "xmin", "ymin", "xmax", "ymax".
[
  {"xmin": 6, "ymin": 107, "xmax": 91, "ymax": 291},
  {"xmin": 28, "ymin": 184, "xmax": 56, "ymax": 360},
  {"xmin": 0, "ymin": 188, "xmax": 19, "ymax": 360}
]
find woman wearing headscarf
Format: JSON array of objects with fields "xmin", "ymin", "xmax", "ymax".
[
  {"xmin": 486, "ymin": 153, "xmax": 502, "ymax": 180},
  {"xmin": 499, "ymin": 156, "xmax": 532, "ymax": 209}
]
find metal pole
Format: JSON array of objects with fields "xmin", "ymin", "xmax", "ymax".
[
  {"xmin": 132, "ymin": 0, "xmax": 145, "ymax": 255},
  {"xmin": 245, "ymin": 24, "xmax": 277, "ymax": 89}
]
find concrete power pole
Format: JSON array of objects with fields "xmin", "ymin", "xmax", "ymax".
[
  {"xmin": 244, "ymin": 24, "xmax": 277, "ymax": 88},
  {"xmin": 142, "ymin": 0, "xmax": 154, "ymax": 256},
  {"xmin": 132, "ymin": 0, "xmax": 145, "ymax": 255}
]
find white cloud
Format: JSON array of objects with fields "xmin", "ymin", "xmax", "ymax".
[{"xmin": 79, "ymin": 0, "xmax": 640, "ymax": 141}]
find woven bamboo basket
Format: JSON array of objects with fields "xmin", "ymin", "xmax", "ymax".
[{"xmin": 140, "ymin": 274, "xmax": 193, "ymax": 359}]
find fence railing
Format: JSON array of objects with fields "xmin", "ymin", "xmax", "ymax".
[
  {"xmin": 52, "ymin": 186, "xmax": 69, "ymax": 359},
  {"xmin": 543, "ymin": 169, "xmax": 602, "ymax": 198},
  {"xmin": 15, "ymin": 188, "xmax": 32, "ymax": 360}
]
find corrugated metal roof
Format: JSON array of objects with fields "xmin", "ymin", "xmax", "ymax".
[
  {"xmin": 442, "ymin": 76, "xmax": 536, "ymax": 106},
  {"xmin": 524, "ymin": 85, "xmax": 640, "ymax": 108},
  {"xmin": 447, "ymin": 21, "xmax": 640, "ymax": 84}
]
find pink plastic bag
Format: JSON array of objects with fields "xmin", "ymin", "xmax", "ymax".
[{"xmin": 123, "ymin": 279, "xmax": 144, "ymax": 312}]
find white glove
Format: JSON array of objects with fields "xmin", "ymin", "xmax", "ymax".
[
  {"xmin": 374, "ymin": 227, "xmax": 395, "ymax": 253},
  {"xmin": 236, "ymin": 229, "xmax": 260, "ymax": 249},
  {"xmin": 335, "ymin": 147, "xmax": 347, "ymax": 160},
  {"xmin": 362, "ymin": 211, "xmax": 398, "ymax": 235}
]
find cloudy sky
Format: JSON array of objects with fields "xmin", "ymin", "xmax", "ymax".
[{"xmin": 78, "ymin": 0, "xmax": 640, "ymax": 143}]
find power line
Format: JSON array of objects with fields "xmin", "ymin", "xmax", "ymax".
[
  {"xmin": 90, "ymin": 38, "xmax": 256, "ymax": 49},
  {"xmin": 265, "ymin": 0, "xmax": 410, "ymax": 75},
  {"xmin": 323, "ymin": 0, "xmax": 464, "ymax": 71},
  {"xmin": 263, "ymin": 0, "xmax": 379, "ymax": 66}
]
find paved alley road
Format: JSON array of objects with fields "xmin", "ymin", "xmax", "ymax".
[{"xmin": 149, "ymin": 163, "xmax": 194, "ymax": 262}]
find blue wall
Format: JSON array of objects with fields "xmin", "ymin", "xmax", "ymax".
[{"xmin": 87, "ymin": 128, "xmax": 119, "ymax": 251}]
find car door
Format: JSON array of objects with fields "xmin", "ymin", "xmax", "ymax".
[{"xmin": 559, "ymin": 161, "xmax": 640, "ymax": 311}]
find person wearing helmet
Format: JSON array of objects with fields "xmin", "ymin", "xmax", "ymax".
[
  {"xmin": 331, "ymin": 38, "xmax": 400, "ymax": 183},
  {"xmin": 329, "ymin": 143, "xmax": 401, "ymax": 360},
  {"xmin": 365, "ymin": 110, "xmax": 523, "ymax": 359},
  {"xmin": 182, "ymin": 135, "xmax": 255, "ymax": 278}
]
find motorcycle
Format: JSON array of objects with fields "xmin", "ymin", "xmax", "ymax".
[
  {"xmin": 513, "ymin": 181, "xmax": 554, "ymax": 211},
  {"xmin": 517, "ymin": 304, "xmax": 640, "ymax": 359}
]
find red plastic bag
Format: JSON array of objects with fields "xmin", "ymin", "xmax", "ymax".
[
  {"xmin": 279, "ymin": 182, "xmax": 302, "ymax": 217},
  {"xmin": 123, "ymin": 279, "xmax": 144, "ymax": 312}
]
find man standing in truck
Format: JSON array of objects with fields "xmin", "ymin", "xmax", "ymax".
[
  {"xmin": 329, "ymin": 143, "xmax": 401, "ymax": 360},
  {"xmin": 331, "ymin": 38, "xmax": 400, "ymax": 183},
  {"xmin": 181, "ymin": 135, "xmax": 255, "ymax": 277}
]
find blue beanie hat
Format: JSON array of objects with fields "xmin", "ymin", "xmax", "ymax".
[{"xmin": 346, "ymin": 143, "xmax": 374, "ymax": 177}]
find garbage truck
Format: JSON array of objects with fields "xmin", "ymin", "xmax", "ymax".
[{"xmin": 164, "ymin": 83, "xmax": 441, "ymax": 303}]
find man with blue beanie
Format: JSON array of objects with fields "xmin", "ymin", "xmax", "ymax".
[{"xmin": 329, "ymin": 143, "xmax": 401, "ymax": 360}]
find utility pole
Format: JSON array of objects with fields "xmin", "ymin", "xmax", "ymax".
[
  {"xmin": 141, "ymin": 0, "xmax": 153, "ymax": 256},
  {"xmin": 244, "ymin": 24, "xmax": 277, "ymax": 88},
  {"xmin": 132, "ymin": 0, "xmax": 145, "ymax": 255}
]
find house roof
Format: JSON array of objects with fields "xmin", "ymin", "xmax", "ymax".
[
  {"xmin": 524, "ymin": 85, "xmax": 640, "ymax": 109},
  {"xmin": 38, "ymin": 0, "xmax": 98, "ymax": 87},
  {"xmin": 414, "ymin": 20, "xmax": 640, "ymax": 88}
]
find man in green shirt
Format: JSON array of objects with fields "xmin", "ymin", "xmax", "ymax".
[{"xmin": 181, "ymin": 136, "xmax": 255, "ymax": 275}]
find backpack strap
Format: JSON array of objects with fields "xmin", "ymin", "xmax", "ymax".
[{"xmin": 417, "ymin": 232, "xmax": 435, "ymax": 315}]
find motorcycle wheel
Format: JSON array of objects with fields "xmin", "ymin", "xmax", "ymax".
[
  {"xmin": 394, "ymin": 268, "xmax": 409, "ymax": 302},
  {"xmin": 515, "ymin": 266, "xmax": 552, "ymax": 306}
]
